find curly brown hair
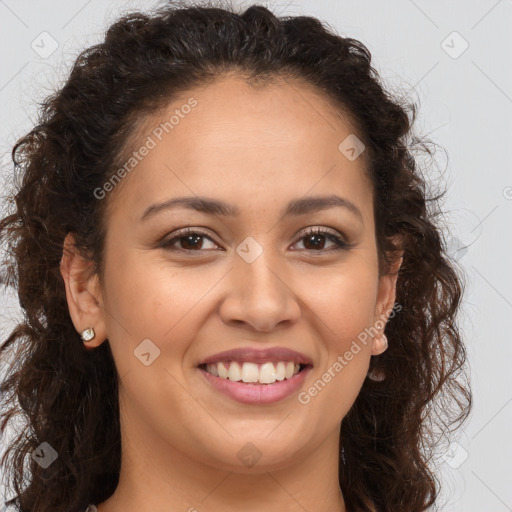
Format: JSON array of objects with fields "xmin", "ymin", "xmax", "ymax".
[{"xmin": 0, "ymin": 1, "xmax": 471, "ymax": 511}]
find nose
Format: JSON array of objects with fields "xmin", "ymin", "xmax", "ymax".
[{"xmin": 218, "ymin": 247, "xmax": 301, "ymax": 333}]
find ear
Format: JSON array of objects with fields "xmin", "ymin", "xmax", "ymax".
[
  {"xmin": 372, "ymin": 242, "xmax": 404, "ymax": 356},
  {"xmin": 60, "ymin": 233, "xmax": 107, "ymax": 349}
]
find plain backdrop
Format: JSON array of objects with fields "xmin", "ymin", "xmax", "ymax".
[{"xmin": 0, "ymin": 1, "xmax": 511, "ymax": 511}]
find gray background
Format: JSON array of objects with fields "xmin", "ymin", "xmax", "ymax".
[{"xmin": 1, "ymin": 0, "xmax": 511, "ymax": 510}]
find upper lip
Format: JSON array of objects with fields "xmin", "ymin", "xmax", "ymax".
[{"xmin": 198, "ymin": 347, "xmax": 313, "ymax": 366}]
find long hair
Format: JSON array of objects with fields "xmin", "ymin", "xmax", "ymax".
[{"xmin": 0, "ymin": 2, "xmax": 471, "ymax": 511}]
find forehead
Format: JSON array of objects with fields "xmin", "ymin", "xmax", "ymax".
[
  {"xmin": 154, "ymin": 73, "xmax": 362, "ymax": 161},
  {"xmin": 106, "ymin": 73, "xmax": 373, "ymax": 221}
]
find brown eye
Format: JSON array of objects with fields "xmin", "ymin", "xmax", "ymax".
[
  {"xmin": 160, "ymin": 228, "xmax": 219, "ymax": 252},
  {"xmin": 292, "ymin": 227, "xmax": 349, "ymax": 252}
]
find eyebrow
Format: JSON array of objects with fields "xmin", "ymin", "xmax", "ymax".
[{"xmin": 140, "ymin": 194, "xmax": 364, "ymax": 223}]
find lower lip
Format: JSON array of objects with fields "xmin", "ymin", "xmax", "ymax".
[{"xmin": 198, "ymin": 365, "xmax": 312, "ymax": 404}]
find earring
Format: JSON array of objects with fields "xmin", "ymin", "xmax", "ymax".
[
  {"xmin": 367, "ymin": 333, "xmax": 388, "ymax": 381},
  {"xmin": 81, "ymin": 327, "xmax": 95, "ymax": 342},
  {"xmin": 380, "ymin": 333, "xmax": 388, "ymax": 351},
  {"xmin": 367, "ymin": 367, "xmax": 386, "ymax": 381}
]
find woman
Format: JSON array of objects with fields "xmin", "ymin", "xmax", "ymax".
[{"xmin": 0, "ymin": 1, "xmax": 471, "ymax": 511}]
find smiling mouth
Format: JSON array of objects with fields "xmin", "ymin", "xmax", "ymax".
[{"xmin": 198, "ymin": 361, "xmax": 310, "ymax": 385}]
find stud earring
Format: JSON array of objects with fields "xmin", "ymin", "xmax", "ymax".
[
  {"xmin": 367, "ymin": 333, "xmax": 388, "ymax": 381},
  {"xmin": 81, "ymin": 327, "xmax": 95, "ymax": 342}
]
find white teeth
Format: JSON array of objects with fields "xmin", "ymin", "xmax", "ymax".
[
  {"xmin": 207, "ymin": 363, "xmax": 219, "ymax": 377},
  {"xmin": 227, "ymin": 362, "xmax": 242, "ymax": 381},
  {"xmin": 259, "ymin": 362, "xmax": 277, "ymax": 384},
  {"xmin": 275, "ymin": 361, "xmax": 286, "ymax": 381},
  {"xmin": 285, "ymin": 362, "xmax": 295, "ymax": 380},
  {"xmin": 218, "ymin": 362, "xmax": 228, "ymax": 379},
  {"xmin": 205, "ymin": 361, "xmax": 302, "ymax": 384},
  {"xmin": 241, "ymin": 362, "xmax": 259, "ymax": 383}
]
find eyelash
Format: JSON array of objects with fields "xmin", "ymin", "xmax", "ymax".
[{"xmin": 158, "ymin": 226, "xmax": 351, "ymax": 255}]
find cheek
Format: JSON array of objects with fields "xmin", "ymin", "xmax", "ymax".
[
  {"xmin": 303, "ymin": 261, "xmax": 377, "ymax": 380},
  {"xmin": 101, "ymin": 249, "xmax": 224, "ymax": 356},
  {"xmin": 297, "ymin": 271, "xmax": 376, "ymax": 417},
  {"xmin": 301, "ymin": 261, "xmax": 378, "ymax": 342},
  {"xmin": 100, "ymin": 251, "xmax": 217, "ymax": 415}
]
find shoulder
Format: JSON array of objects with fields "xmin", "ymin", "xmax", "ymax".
[{"xmin": 85, "ymin": 506, "xmax": 98, "ymax": 512}]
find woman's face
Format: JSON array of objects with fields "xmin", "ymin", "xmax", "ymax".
[{"xmin": 63, "ymin": 74, "xmax": 399, "ymax": 474}]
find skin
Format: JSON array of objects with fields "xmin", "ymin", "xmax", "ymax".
[{"xmin": 60, "ymin": 73, "xmax": 402, "ymax": 512}]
